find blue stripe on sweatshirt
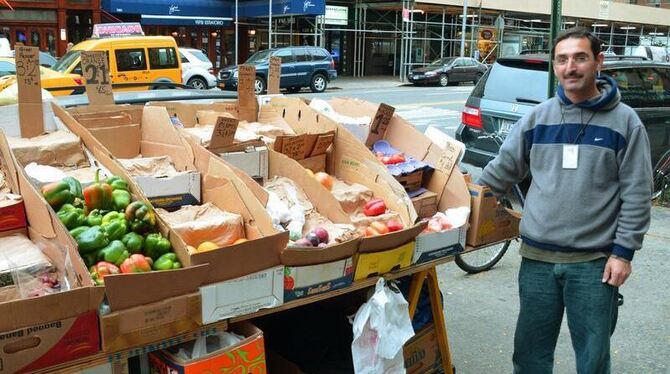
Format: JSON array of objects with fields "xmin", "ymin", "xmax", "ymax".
[{"xmin": 524, "ymin": 124, "xmax": 627, "ymax": 153}]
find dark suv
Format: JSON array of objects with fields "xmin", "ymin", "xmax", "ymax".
[
  {"xmin": 455, "ymin": 55, "xmax": 670, "ymax": 196},
  {"xmin": 218, "ymin": 46, "xmax": 337, "ymax": 94}
]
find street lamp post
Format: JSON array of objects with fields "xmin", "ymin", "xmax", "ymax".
[{"xmin": 460, "ymin": 0, "xmax": 468, "ymax": 57}]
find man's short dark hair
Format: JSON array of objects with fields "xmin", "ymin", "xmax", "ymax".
[{"xmin": 551, "ymin": 27, "xmax": 602, "ymax": 59}]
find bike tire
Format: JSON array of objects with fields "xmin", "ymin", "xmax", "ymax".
[
  {"xmin": 652, "ymin": 149, "xmax": 670, "ymax": 200},
  {"xmin": 455, "ymin": 196, "xmax": 514, "ymax": 274}
]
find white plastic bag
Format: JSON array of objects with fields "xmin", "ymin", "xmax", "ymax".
[{"xmin": 351, "ymin": 278, "xmax": 415, "ymax": 374}]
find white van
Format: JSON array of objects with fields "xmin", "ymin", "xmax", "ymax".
[{"xmin": 629, "ymin": 46, "xmax": 670, "ymax": 62}]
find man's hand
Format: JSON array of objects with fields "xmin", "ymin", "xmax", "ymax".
[{"xmin": 602, "ymin": 257, "xmax": 632, "ymax": 287}]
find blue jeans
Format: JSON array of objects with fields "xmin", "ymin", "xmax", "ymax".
[{"xmin": 513, "ymin": 257, "xmax": 619, "ymax": 374}]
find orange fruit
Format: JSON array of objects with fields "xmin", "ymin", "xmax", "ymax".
[{"xmin": 197, "ymin": 241, "xmax": 219, "ymax": 253}]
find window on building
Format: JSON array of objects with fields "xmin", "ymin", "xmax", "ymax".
[
  {"xmin": 148, "ymin": 47, "xmax": 178, "ymax": 69},
  {"xmin": 115, "ymin": 49, "xmax": 147, "ymax": 71}
]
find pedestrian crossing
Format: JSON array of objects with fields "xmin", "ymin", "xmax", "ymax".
[{"xmin": 396, "ymin": 106, "xmax": 463, "ymax": 136}]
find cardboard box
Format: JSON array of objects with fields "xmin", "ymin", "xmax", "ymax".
[
  {"xmin": 354, "ymin": 241, "xmax": 415, "ymax": 281},
  {"xmin": 219, "ymin": 145, "xmax": 268, "ymax": 181},
  {"xmin": 134, "ymin": 171, "xmax": 201, "ymax": 210},
  {"xmin": 261, "ymin": 98, "xmax": 428, "ymax": 252},
  {"xmin": 99, "ymin": 292, "xmax": 203, "ymax": 352},
  {"xmin": 0, "ymin": 131, "xmax": 105, "ymax": 374},
  {"xmin": 412, "ymin": 191, "xmax": 438, "ymax": 219},
  {"xmin": 467, "ymin": 183, "xmax": 521, "ymax": 247},
  {"xmin": 0, "ymin": 196, "xmax": 26, "ymax": 233},
  {"xmin": 396, "ymin": 169, "xmax": 424, "ymax": 192},
  {"xmin": 297, "ymin": 153, "xmax": 326, "ymax": 173},
  {"xmin": 200, "ymin": 266, "xmax": 283, "ymax": 324},
  {"xmin": 403, "ymin": 323, "xmax": 442, "ymax": 374},
  {"xmin": 0, "ymin": 311, "xmax": 100, "ymax": 374},
  {"xmin": 148, "ymin": 322, "xmax": 266, "ymax": 374},
  {"xmin": 284, "ymin": 258, "xmax": 355, "ymax": 302},
  {"xmin": 57, "ymin": 103, "xmax": 288, "ymax": 303},
  {"xmin": 414, "ymin": 225, "xmax": 467, "ymax": 264}
]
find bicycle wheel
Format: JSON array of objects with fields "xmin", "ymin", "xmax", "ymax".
[
  {"xmin": 652, "ymin": 149, "xmax": 670, "ymax": 200},
  {"xmin": 455, "ymin": 197, "xmax": 513, "ymax": 274}
]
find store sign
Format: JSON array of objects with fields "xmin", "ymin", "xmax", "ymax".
[
  {"xmin": 599, "ymin": 0, "xmax": 610, "ymax": 19},
  {"xmin": 92, "ymin": 23, "xmax": 144, "ymax": 38},
  {"xmin": 317, "ymin": 5, "xmax": 348, "ymax": 25}
]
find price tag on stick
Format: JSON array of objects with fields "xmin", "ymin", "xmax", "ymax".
[
  {"xmin": 16, "ymin": 45, "xmax": 44, "ymax": 138},
  {"xmin": 209, "ymin": 116, "xmax": 239, "ymax": 150},
  {"xmin": 267, "ymin": 56, "xmax": 281, "ymax": 95},
  {"xmin": 81, "ymin": 51, "xmax": 114, "ymax": 106}
]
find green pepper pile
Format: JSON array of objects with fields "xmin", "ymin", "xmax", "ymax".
[{"xmin": 42, "ymin": 171, "xmax": 181, "ymax": 284}]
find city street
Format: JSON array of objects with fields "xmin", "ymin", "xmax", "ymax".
[{"xmin": 304, "ymin": 80, "xmax": 670, "ymax": 373}]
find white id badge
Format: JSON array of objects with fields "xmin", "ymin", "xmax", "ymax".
[{"xmin": 563, "ymin": 145, "xmax": 579, "ymax": 169}]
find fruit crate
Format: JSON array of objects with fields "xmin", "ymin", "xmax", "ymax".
[{"xmin": 395, "ymin": 169, "xmax": 424, "ymax": 192}]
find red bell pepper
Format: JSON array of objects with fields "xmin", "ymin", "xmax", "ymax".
[
  {"xmin": 120, "ymin": 254, "xmax": 153, "ymax": 273},
  {"xmin": 89, "ymin": 261, "xmax": 120, "ymax": 285},
  {"xmin": 83, "ymin": 169, "xmax": 113, "ymax": 211},
  {"xmin": 363, "ymin": 198, "xmax": 386, "ymax": 217}
]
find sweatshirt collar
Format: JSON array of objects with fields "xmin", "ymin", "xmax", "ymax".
[{"xmin": 557, "ymin": 75, "xmax": 621, "ymax": 111}]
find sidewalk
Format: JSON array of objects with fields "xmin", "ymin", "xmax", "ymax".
[{"xmin": 329, "ymin": 75, "xmax": 408, "ymax": 90}]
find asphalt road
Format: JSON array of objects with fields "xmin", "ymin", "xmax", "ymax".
[{"xmin": 305, "ymin": 83, "xmax": 670, "ymax": 373}]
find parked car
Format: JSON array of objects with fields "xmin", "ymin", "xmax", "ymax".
[
  {"xmin": 408, "ymin": 57, "xmax": 488, "ymax": 87},
  {"xmin": 179, "ymin": 48, "xmax": 217, "ymax": 89},
  {"xmin": 0, "ymin": 57, "xmax": 83, "ymax": 96},
  {"xmin": 218, "ymin": 46, "xmax": 337, "ymax": 94},
  {"xmin": 455, "ymin": 54, "xmax": 670, "ymax": 197}
]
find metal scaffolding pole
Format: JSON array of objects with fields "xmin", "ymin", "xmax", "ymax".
[
  {"xmin": 353, "ymin": 1, "xmax": 359, "ymax": 77},
  {"xmin": 460, "ymin": 0, "xmax": 468, "ymax": 57},
  {"xmin": 235, "ymin": 0, "xmax": 239, "ymax": 64},
  {"xmin": 440, "ymin": 9, "xmax": 445, "ymax": 58},
  {"xmin": 408, "ymin": 2, "xmax": 414, "ymax": 72},
  {"xmin": 269, "ymin": 0, "xmax": 273, "ymax": 49},
  {"xmin": 362, "ymin": 6, "xmax": 367, "ymax": 76},
  {"xmin": 400, "ymin": 1, "xmax": 406, "ymax": 82},
  {"xmin": 548, "ymin": 0, "xmax": 562, "ymax": 98},
  {"xmin": 394, "ymin": 10, "xmax": 398, "ymax": 77}
]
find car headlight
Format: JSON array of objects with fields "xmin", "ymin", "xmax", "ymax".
[
  {"xmin": 233, "ymin": 70, "xmax": 238, "ymax": 78},
  {"xmin": 425, "ymin": 71, "xmax": 437, "ymax": 77}
]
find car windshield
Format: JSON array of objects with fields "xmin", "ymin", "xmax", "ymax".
[
  {"xmin": 189, "ymin": 50, "xmax": 211, "ymax": 63},
  {"xmin": 245, "ymin": 50, "xmax": 272, "ymax": 64},
  {"xmin": 429, "ymin": 57, "xmax": 455, "ymax": 67},
  {"xmin": 471, "ymin": 59, "xmax": 548, "ymax": 103},
  {"xmin": 52, "ymin": 50, "xmax": 81, "ymax": 73}
]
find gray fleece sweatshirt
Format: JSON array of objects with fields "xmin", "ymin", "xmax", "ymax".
[{"xmin": 479, "ymin": 75, "xmax": 652, "ymax": 261}]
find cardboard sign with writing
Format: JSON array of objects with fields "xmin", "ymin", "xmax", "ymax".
[
  {"xmin": 81, "ymin": 51, "xmax": 114, "ymax": 106},
  {"xmin": 209, "ymin": 116, "xmax": 239, "ymax": 150},
  {"xmin": 311, "ymin": 133, "xmax": 335, "ymax": 156},
  {"xmin": 282, "ymin": 135, "xmax": 306, "ymax": 160},
  {"xmin": 15, "ymin": 46, "xmax": 44, "ymax": 138},
  {"xmin": 237, "ymin": 64, "xmax": 257, "ymax": 121},
  {"xmin": 267, "ymin": 56, "xmax": 281, "ymax": 95},
  {"xmin": 365, "ymin": 103, "xmax": 395, "ymax": 147}
]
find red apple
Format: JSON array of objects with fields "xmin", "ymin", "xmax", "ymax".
[{"xmin": 313, "ymin": 227, "xmax": 329, "ymax": 243}]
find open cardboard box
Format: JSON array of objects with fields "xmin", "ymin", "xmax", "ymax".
[
  {"xmin": 57, "ymin": 103, "xmax": 288, "ymax": 286},
  {"xmin": 0, "ymin": 130, "xmax": 104, "ymax": 373},
  {"xmin": 260, "ymin": 97, "xmax": 427, "ymax": 253},
  {"xmin": 467, "ymin": 183, "xmax": 521, "ymax": 247}
]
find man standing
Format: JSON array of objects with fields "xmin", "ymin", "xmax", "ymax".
[{"xmin": 478, "ymin": 27, "xmax": 652, "ymax": 373}]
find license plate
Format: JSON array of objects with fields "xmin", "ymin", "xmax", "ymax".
[{"xmin": 498, "ymin": 119, "xmax": 516, "ymax": 135}]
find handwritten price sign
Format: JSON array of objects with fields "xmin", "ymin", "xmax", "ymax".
[
  {"xmin": 15, "ymin": 46, "xmax": 40, "ymax": 89},
  {"xmin": 81, "ymin": 51, "xmax": 114, "ymax": 105},
  {"xmin": 16, "ymin": 46, "xmax": 44, "ymax": 137}
]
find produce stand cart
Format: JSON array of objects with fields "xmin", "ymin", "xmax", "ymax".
[{"xmin": 30, "ymin": 240, "xmax": 514, "ymax": 374}]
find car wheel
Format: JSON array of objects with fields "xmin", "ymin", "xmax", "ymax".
[
  {"xmin": 310, "ymin": 74, "xmax": 327, "ymax": 93},
  {"xmin": 474, "ymin": 73, "xmax": 483, "ymax": 84},
  {"xmin": 187, "ymin": 76, "xmax": 208, "ymax": 90},
  {"xmin": 254, "ymin": 76, "xmax": 266, "ymax": 94},
  {"xmin": 439, "ymin": 74, "xmax": 449, "ymax": 87}
]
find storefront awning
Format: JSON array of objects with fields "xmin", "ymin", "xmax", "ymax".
[
  {"xmin": 140, "ymin": 15, "xmax": 232, "ymax": 26},
  {"xmin": 102, "ymin": 0, "xmax": 232, "ymax": 19},
  {"xmin": 239, "ymin": 0, "xmax": 326, "ymax": 18}
]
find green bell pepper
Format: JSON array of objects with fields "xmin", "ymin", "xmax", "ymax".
[
  {"xmin": 57, "ymin": 204, "xmax": 86, "ymax": 230},
  {"xmin": 76, "ymin": 226, "xmax": 109, "ymax": 254},
  {"xmin": 125, "ymin": 201, "xmax": 156, "ymax": 234},
  {"xmin": 143, "ymin": 233, "xmax": 171, "ymax": 260},
  {"xmin": 41, "ymin": 181, "xmax": 74, "ymax": 210},
  {"xmin": 101, "ymin": 219, "xmax": 127, "ymax": 241},
  {"xmin": 85, "ymin": 209, "xmax": 103, "ymax": 227},
  {"xmin": 152, "ymin": 253, "xmax": 182, "ymax": 271},
  {"xmin": 121, "ymin": 232, "xmax": 144, "ymax": 254},
  {"xmin": 106, "ymin": 176, "xmax": 129, "ymax": 191},
  {"xmin": 112, "ymin": 189, "xmax": 131, "ymax": 212},
  {"xmin": 62, "ymin": 176, "xmax": 83, "ymax": 199},
  {"xmin": 102, "ymin": 211, "xmax": 126, "ymax": 225},
  {"xmin": 83, "ymin": 252, "xmax": 98, "ymax": 268},
  {"xmin": 97, "ymin": 240, "xmax": 130, "ymax": 266},
  {"xmin": 69, "ymin": 226, "xmax": 90, "ymax": 239}
]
